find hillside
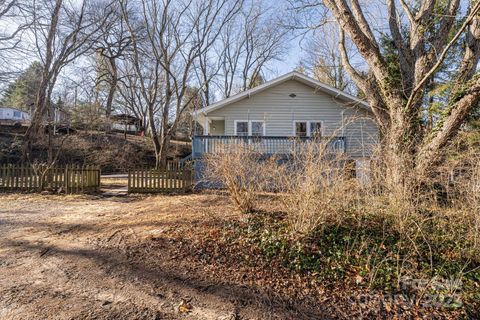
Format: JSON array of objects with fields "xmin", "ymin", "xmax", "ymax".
[{"xmin": 0, "ymin": 129, "xmax": 191, "ymax": 173}]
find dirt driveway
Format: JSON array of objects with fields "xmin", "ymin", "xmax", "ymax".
[{"xmin": 0, "ymin": 193, "xmax": 321, "ymax": 320}]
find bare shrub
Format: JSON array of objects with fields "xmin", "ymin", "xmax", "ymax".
[
  {"xmin": 203, "ymin": 144, "xmax": 265, "ymax": 213},
  {"xmin": 203, "ymin": 133, "xmax": 480, "ymax": 300},
  {"xmin": 441, "ymin": 152, "xmax": 480, "ymax": 261},
  {"xmin": 362, "ymin": 145, "xmax": 480, "ymax": 282},
  {"xmin": 266, "ymin": 138, "xmax": 358, "ymax": 236}
]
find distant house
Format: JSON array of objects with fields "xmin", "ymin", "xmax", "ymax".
[
  {"xmin": 191, "ymin": 71, "xmax": 379, "ymax": 179},
  {"xmin": 111, "ymin": 114, "xmax": 143, "ymax": 134},
  {"xmin": 0, "ymin": 107, "xmax": 31, "ymax": 126}
]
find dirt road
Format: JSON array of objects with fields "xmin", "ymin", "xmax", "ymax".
[{"xmin": 0, "ymin": 193, "xmax": 320, "ymax": 320}]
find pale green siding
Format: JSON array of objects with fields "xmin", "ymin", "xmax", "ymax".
[{"xmin": 206, "ymin": 80, "xmax": 379, "ymax": 158}]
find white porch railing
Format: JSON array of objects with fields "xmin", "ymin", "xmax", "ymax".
[{"xmin": 192, "ymin": 136, "xmax": 346, "ymax": 158}]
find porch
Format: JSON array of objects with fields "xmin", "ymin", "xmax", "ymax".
[{"xmin": 192, "ymin": 135, "xmax": 346, "ymax": 159}]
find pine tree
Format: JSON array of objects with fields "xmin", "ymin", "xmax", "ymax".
[{"xmin": 1, "ymin": 62, "xmax": 43, "ymax": 114}]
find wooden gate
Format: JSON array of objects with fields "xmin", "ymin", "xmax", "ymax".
[{"xmin": 0, "ymin": 164, "xmax": 101, "ymax": 194}]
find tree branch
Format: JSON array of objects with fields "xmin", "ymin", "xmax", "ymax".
[
  {"xmin": 338, "ymin": 29, "xmax": 389, "ymax": 130},
  {"xmin": 405, "ymin": 1, "xmax": 480, "ymax": 111},
  {"xmin": 416, "ymin": 74, "xmax": 480, "ymax": 173}
]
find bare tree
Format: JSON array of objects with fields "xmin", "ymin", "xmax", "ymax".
[
  {"xmin": 93, "ymin": 2, "xmax": 131, "ymax": 119},
  {"xmin": 116, "ymin": 60, "xmax": 150, "ymax": 133},
  {"xmin": 22, "ymin": 0, "xmax": 113, "ymax": 163},
  {"xmin": 301, "ymin": 22, "xmax": 355, "ymax": 93},
  {"xmin": 218, "ymin": 2, "xmax": 288, "ymax": 98},
  {"xmin": 0, "ymin": 0, "xmax": 32, "ymax": 82},
  {"xmin": 293, "ymin": 0, "xmax": 480, "ymax": 198},
  {"xmin": 120, "ymin": 0, "xmax": 243, "ymax": 169}
]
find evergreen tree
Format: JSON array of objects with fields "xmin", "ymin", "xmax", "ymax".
[
  {"xmin": 1, "ymin": 62, "xmax": 43, "ymax": 113},
  {"xmin": 248, "ymin": 72, "xmax": 265, "ymax": 89}
]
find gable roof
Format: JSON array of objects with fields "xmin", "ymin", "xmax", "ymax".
[{"xmin": 193, "ymin": 71, "xmax": 369, "ymax": 117}]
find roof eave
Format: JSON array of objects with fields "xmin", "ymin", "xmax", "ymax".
[{"xmin": 192, "ymin": 71, "xmax": 370, "ymax": 116}]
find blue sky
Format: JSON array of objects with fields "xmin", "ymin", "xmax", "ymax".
[
  {"xmin": 273, "ymin": 38, "xmax": 302, "ymax": 75},
  {"xmin": 262, "ymin": 0, "xmax": 304, "ymax": 77}
]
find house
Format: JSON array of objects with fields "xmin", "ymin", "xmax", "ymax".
[
  {"xmin": 191, "ymin": 71, "xmax": 379, "ymax": 179},
  {"xmin": 0, "ymin": 107, "xmax": 31, "ymax": 126},
  {"xmin": 110, "ymin": 114, "xmax": 143, "ymax": 134}
]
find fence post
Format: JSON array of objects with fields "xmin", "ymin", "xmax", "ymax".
[
  {"xmin": 127, "ymin": 170, "xmax": 131, "ymax": 194},
  {"xmin": 81, "ymin": 165, "xmax": 85, "ymax": 193},
  {"xmin": 0, "ymin": 164, "xmax": 4, "ymax": 192},
  {"xmin": 65, "ymin": 165, "xmax": 69, "ymax": 193}
]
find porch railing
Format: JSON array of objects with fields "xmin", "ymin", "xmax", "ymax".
[{"xmin": 192, "ymin": 135, "xmax": 346, "ymax": 158}]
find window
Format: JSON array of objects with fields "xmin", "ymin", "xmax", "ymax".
[
  {"xmin": 310, "ymin": 122, "xmax": 322, "ymax": 138},
  {"xmin": 251, "ymin": 121, "xmax": 265, "ymax": 136},
  {"xmin": 235, "ymin": 120, "xmax": 265, "ymax": 136},
  {"xmin": 235, "ymin": 121, "xmax": 249, "ymax": 136},
  {"xmin": 13, "ymin": 111, "xmax": 21, "ymax": 118},
  {"xmin": 294, "ymin": 121, "xmax": 307, "ymax": 137},
  {"xmin": 293, "ymin": 121, "xmax": 323, "ymax": 137}
]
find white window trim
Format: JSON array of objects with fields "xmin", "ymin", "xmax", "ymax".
[
  {"xmin": 309, "ymin": 121, "xmax": 323, "ymax": 137},
  {"xmin": 292, "ymin": 120, "xmax": 324, "ymax": 137},
  {"xmin": 234, "ymin": 120, "xmax": 266, "ymax": 136},
  {"xmin": 234, "ymin": 120, "xmax": 249, "ymax": 136},
  {"xmin": 293, "ymin": 120, "xmax": 308, "ymax": 137},
  {"xmin": 250, "ymin": 120, "xmax": 266, "ymax": 136}
]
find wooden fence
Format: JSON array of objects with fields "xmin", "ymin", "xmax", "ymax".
[
  {"xmin": 0, "ymin": 164, "xmax": 101, "ymax": 194},
  {"xmin": 128, "ymin": 167, "xmax": 193, "ymax": 193}
]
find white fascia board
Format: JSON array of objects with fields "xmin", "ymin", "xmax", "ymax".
[{"xmin": 191, "ymin": 71, "xmax": 370, "ymax": 117}]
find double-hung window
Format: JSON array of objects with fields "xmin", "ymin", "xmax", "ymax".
[
  {"xmin": 235, "ymin": 121, "xmax": 249, "ymax": 136},
  {"xmin": 294, "ymin": 121, "xmax": 308, "ymax": 137},
  {"xmin": 235, "ymin": 120, "xmax": 265, "ymax": 136},
  {"xmin": 250, "ymin": 121, "xmax": 265, "ymax": 136},
  {"xmin": 309, "ymin": 122, "xmax": 322, "ymax": 138},
  {"xmin": 294, "ymin": 121, "xmax": 323, "ymax": 137}
]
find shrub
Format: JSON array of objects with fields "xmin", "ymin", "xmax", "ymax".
[
  {"xmin": 203, "ymin": 144, "xmax": 266, "ymax": 213},
  {"xmin": 267, "ymin": 138, "xmax": 357, "ymax": 236},
  {"xmin": 203, "ymin": 136, "xmax": 480, "ymax": 308}
]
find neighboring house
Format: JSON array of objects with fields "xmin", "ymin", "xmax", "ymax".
[
  {"xmin": 191, "ymin": 71, "xmax": 379, "ymax": 179},
  {"xmin": 0, "ymin": 107, "xmax": 31, "ymax": 126},
  {"xmin": 110, "ymin": 114, "xmax": 143, "ymax": 134}
]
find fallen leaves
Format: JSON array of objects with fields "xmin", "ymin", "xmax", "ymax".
[{"xmin": 177, "ymin": 298, "xmax": 193, "ymax": 313}]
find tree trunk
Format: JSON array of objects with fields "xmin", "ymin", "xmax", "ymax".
[
  {"xmin": 145, "ymin": 101, "xmax": 163, "ymax": 169},
  {"xmin": 105, "ymin": 57, "xmax": 118, "ymax": 124},
  {"xmin": 47, "ymin": 103, "xmax": 54, "ymax": 165},
  {"xmin": 22, "ymin": 80, "xmax": 49, "ymax": 163},
  {"xmin": 379, "ymin": 104, "xmax": 419, "ymax": 203},
  {"xmin": 21, "ymin": 0, "xmax": 63, "ymax": 163},
  {"xmin": 158, "ymin": 134, "xmax": 171, "ymax": 170},
  {"xmin": 415, "ymin": 76, "xmax": 480, "ymax": 175}
]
